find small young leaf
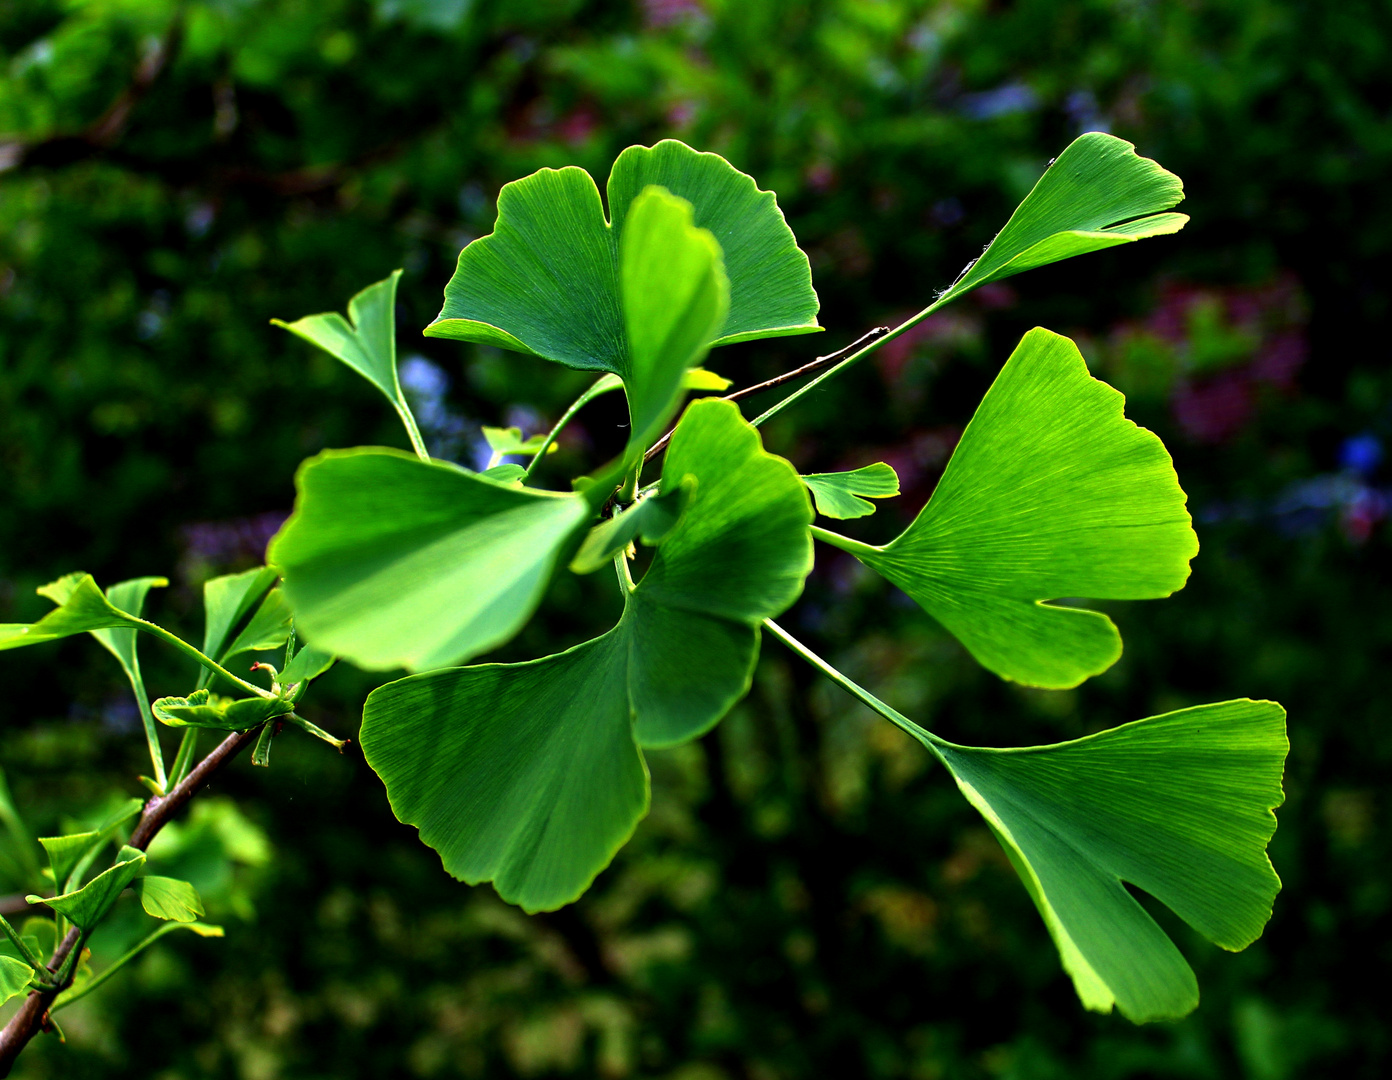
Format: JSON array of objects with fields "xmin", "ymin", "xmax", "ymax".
[
  {"xmin": 269, "ymin": 448, "xmax": 591, "ymax": 671},
  {"xmin": 0, "ymin": 574, "xmax": 144, "ymax": 652},
  {"xmin": 683, "ymin": 367, "xmax": 732, "ymax": 391},
  {"xmin": 802, "ymin": 463, "xmax": 900, "ymax": 519},
  {"xmin": 219, "ymin": 588, "xmax": 293, "ymax": 664},
  {"xmin": 280, "ymin": 645, "xmax": 334, "ymax": 686},
  {"xmin": 927, "ymin": 699, "xmax": 1286, "ymax": 1022},
  {"xmin": 940, "ymin": 133, "xmax": 1185, "ymax": 305},
  {"xmin": 362, "ymin": 399, "xmax": 813, "ymax": 912},
  {"xmin": 844, "ymin": 327, "xmax": 1197, "ymax": 688},
  {"xmin": 481, "ymin": 426, "xmax": 550, "ymax": 457},
  {"xmin": 152, "ymin": 689, "xmax": 288, "ymax": 731},
  {"xmin": 31, "ymin": 845, "xmax": 147, "ymax": 929},
  {"xmin": 133, "ymin": 876, "xmax": 205, "ymax": 923},
  {"xmin": 0, "ymin": 955, "xmax": 34, "ymax": 1006},
  {"xmin": 570, "ymin": 479, "xmax": 694, "ymax": 575},
  {"xmin": 273, "ymin": 270, "xmax": 426, "ymax": 455},
  {"xmin": 39, "ymin": 833, "xmax": 99, "ymax": 889}
]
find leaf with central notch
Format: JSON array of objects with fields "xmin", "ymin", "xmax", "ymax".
[
  {"xmin": 360, "ymin": 399, "xmax": 813, "ymax": 912},
  {"xmin": 802, "ymin": 463, "xmax": 899, "ymax": 520},
  {"xmin": 919, "ymin": 699, "xmax": 1287, "ymax": 1022},
  {"xmin": 844, "ymin": 327, "xmax": 1197, "ymax": 689},
  {"xmin": 269, "ymin": 448, "xmax": 591, "ymax": 671}
]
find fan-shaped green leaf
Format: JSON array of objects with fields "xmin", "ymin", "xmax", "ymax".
[
  {"xmin": 133, "ymin": 876, "xmax": 204, "ymax": 923},
  {"xmin": 837, "ymin": 327, "xmax": 1196, "ymax": 688},
  {"xmin": 152, "ymin": 689, "xmax": 288, "ymax": 731},
  {"xmin": 361, "ymin": 399, "xmax": 813, "ymax": 911},
  {"xmin": 269, "ymin": 448, "xmax": 591, "ymax": 671},
  {"xmin": 200, "ymin": 568, "xmax": 276, "ymax": 666},
  {"xmin": 0, "ymin": 574, "xmax": 144, "ymax": 652},
  {"xmin": 272, "ymin": 270, "xmax": 425, "ymax": 454},
  {"xmin": 941, "ymin": 133, "xmax": 1186, "ymax": 305},
  {"xmin": 802, "ymin": 463, "xmax": 900, "ymax": 519},
  {"xmin": 0, "ymin": 956, "xmax": 33, "ymax": 1005},
  {"xmin": 281, "ymin": 645, "xmax": 334, "ymax": 686},
  {"xmin": 220, "ymin": 589, "xmax": 293, "ymax": 664},
  {"xmin": 926, "ymin": 700, "xmax": 1286, "ymax": 1022},
  {"xmin": 607, "ymin": 140, "xmax": 820, "ymax": 346},
  {"xmin": 30, "ymin": 845, "xmax": 146, "ymax": 929}
]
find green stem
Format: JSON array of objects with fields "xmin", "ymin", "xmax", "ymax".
[
  {"xmin": 0, "ymin": 915, "xmax": 46, "ymax": 972},
  {"xmin": 393, "ymin": 400, "xmax": 430, "ymax": 462},
  {"xmin": 751, "ymin": 295, "xmax": 950, "ymax": 427},
  {"xmin": 525, "ymin": 374, "xmax": 621, "ymax": 479},
  {"xmin": 761, "ymin": 618, "xmax": 944, "ymax": 754},
  {"xmin": 808, "ymin": 524, "xmax": 883, "ymax": 559},
  {"xmin": 49, "ymin": 923, "xmax": 189, "ymax": 1013},
  {"xmin": 127, "ymin": 667, "xmax": 167, "ymax": 792},
  {"xmin": 133, "ymin": 621, "xmax": 273, "ymax": 698},
  {"xmin": 613, "ymin": 550, "xmax": 636, "ymax": 594}
]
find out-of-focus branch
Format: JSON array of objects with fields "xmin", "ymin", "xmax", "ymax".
[{"xmin": 0, "ymin": 726, "xmax": 260, "ymax": 1076}]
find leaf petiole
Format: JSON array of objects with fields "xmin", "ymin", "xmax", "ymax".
[
  {"xmin": 524, "ymin": 374, "xmax": 622, "ymax": 479},
  {"xmin": 0, "ymin": 913, "xmax": 48, "ymax": 971},
  {"xmin": 761, "ymin": 618, "xmax": 943, "ymax": 753},
  {"xmin": 134, "ymin": 621, "xmax": 275, "ymax": 699}
]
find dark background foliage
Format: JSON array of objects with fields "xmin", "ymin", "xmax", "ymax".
[{"xmin": 1, "ymin": 0, "xmax": 1389, "ymax": 1076}]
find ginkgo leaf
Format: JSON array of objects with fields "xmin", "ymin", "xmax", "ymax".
[
  {"xmin": 618, "ymin": 186, "xmax": 729, "ymax": 457},
  {"xmin": 481, "ymin": 426, "xmax": 551, "ymax": 459},
  {"xmin": 570, "ymin": 478, "xmax": 694, "ymax": 575},
  {"xmin": 940, "ymin": 133, "xmax": 1186, "ymax": 305},
  {"xmin": 269, "ymin": 447, "xmax": 591, "ymax": 671},
  {"xmin": 607, "ymin": 140, "xmax": 820, "ymax": 347},
  {"xmin": 281, "ymin": 645, "xmax": 334, "ymax": 686},
  {"xmin": 0, "ymin": 956, "xmax": 33, "ymax": 1006},
  {"xmin": 924, "ymin": 700, "xmax": 1287, "ymax": 1022},
  {"xmin": 361, "ymin": 399, "xmax": 813, "ymax": 912},
  {"xmin": 824, "ymin": 327, "xmax": 1197, "ymax": 688},
  {"xmin": 133, "ymin": 876, "xmax": 205, "ymax": 923},
  {"xmin": 0, "ymin": 574, "xmax": 144, "ymax": 652},
  {"xmin": 196, "ymin": 568, "xmax": 289, "ymax": 690},
  {"xmin": 273, "ymin": 270, "xmax": 426, "ymax": 455},
  {"xmin": 802, "ymin": 463, "xmax": 900, "ymax": 519},
  {"xmin": 427, "ymin": 139, "xmax": 818, "ymax": 361},
  {"xmin": 89, "ymin": 576, "xmax": 168, "ymax": 775},
  {"xmin": 152, "ymin": 689, "xmax": 289, "ymax": 730},
  {"xmin": 31, "ymin": 845, "xmax": 146, "ymax": 929}
]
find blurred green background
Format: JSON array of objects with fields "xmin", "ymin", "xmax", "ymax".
[{"xmin": 1, "ymin": 0, "xmax": 1389, "ymax": 1076}]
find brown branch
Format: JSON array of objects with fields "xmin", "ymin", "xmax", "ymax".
[
  {"xmin": 0, "ymin": 726, "xmax": 260, "ymax": 1076},
  {"xmin": 643, "ymin": 327, "xmax": 889, "ymax": 464}
]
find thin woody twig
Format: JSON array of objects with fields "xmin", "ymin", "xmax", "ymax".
[
  {"xmin": 0, "ymin": 726, "xmax": 261, "ymax": 1076},
  {"xmin": 642, "ymin": 327, "xmax": 889, "ymax": 465}
]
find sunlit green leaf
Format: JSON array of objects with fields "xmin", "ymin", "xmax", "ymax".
[
  {"xmin": 0, "ymin": 574, "xmax": 144, "ymax": 652},
  {"xmin": 152, "ymin": 689, "xmax": 289, "ymax": 731},
  {"xmin": 802, "ymin": 463, "xmax": 899, "ymax": 519},
  {"xmin": 30, "ymin": 845, "xmax": 146, "ymax": 929},
  {"xmin": 89, "ymin": 576, "xmax": 169, "ymax": 778},
  {"xmin": 361, "ymin": 399, "xmax": 813, "ymax": 911},
  {"xmin": 481, "ymin": 426, "xmax": 550, "ymax": 457},
  {"xmin": 269, "ymin": 447, "xmax": 591, "ymax": 671},
  {"xmin": 618, "ymin": 186, "xmax": 729, "ymax": 456},
  {"xmin": 281, "ymin": 645, "xmax": 334, "ymax": 686},
  {"xmin": 272, "ymin": 270, "xmax": 425, "ymax": 453},
  {"xmin": 200, "ymin": 568, "xmax": 277, "ymax": 665},
  {"xmin": 133, "ymin": 876, "xmax": 204, "ymax": 923},
  {"xmin": 941, "ymin": 133, "xmax": 1186, "ymax": 305},
  {"xmin": 427, "ymin": 139, "xmax": 818, "ymax": 360},
  {"xmin": 839, "ymin": 327, "xmax": 1197, "ymax": 688},
  {"xmin": 0, "ymin": 955, "xmax": 33, "ymax": 1006},
  {"xmin": 570, "ymin": 478, "xmax": 693, "ymax": 575},
  {"xmin": 220, "ymin": 588, "xmax": 293, "ymax": 664},
  {"xmin": 922, "ymin": 700, "xmax": 1286, "ymax": 1022}
]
